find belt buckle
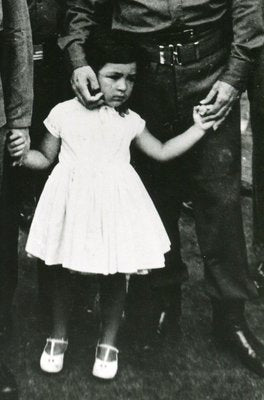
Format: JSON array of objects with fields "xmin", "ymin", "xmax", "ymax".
[{"xmin": 173, "ymin": 40, "xmax": 200, "ymax": 66}]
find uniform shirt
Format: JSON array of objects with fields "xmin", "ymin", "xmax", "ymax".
[
  {"xmin": 27, "ymin": 0, "xmax": 64, "ymax": 43},
  {"xmin": 0, "ymin": 0, "xmax": 33, "ymax": 129},
  {"xmin": 59, "ymin": 0, "xmax": 264, "ymax": 91}
]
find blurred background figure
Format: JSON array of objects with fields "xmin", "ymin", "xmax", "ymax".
[
  {"xmin": 25, "ymin": 0, "xmax": 70, "ymax": 321},
  {"xmin": 248, "ymin": 1, "xmax": 264, "ymax": 297},
  {"xmin": 25, "ymin": 0, "xmax": 67, "ymax": 223},
  {"xmin": 0, "ymin": 0, "xmax": 33, "ymax": 398}
]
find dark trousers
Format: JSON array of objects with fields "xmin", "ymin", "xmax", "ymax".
[
  {"xmin": 23, "ymin": 41, "xmax": 70, "ymax": 197},
  {"xmin": 0, "ymin": 128, "xmax": 19, "ymax": 322},
  {"xmin": 248, "ymin": 46, "xmax": 264, "ymax": 249},
  {"xmin": 130, "ymin": 41, "xmax": 256, "ymax": 302},
  {"xmin": 26, "ymin": 41, "xmax": 70, "ymax": 314}
]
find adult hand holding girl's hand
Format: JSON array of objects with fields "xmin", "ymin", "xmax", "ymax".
[
  {"xmin": 7, "ymin": 128, "xmax": 30, "ymax": 166},
  {"xmin": 71, "ymin": 66, "xmax": 104, "ymax": 109},
  {"xmin": 199, "ymin": 80, "xmax": 239, "ymax": 130},
  {"xmin": 193, "ymin": 106, "xmax": 216, "ymax": 131}
]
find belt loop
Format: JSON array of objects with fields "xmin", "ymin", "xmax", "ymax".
[
  {"xmin": 168, "ymin": 44, "xmax": 174, "ymax": 66},
  {"xmin": 158, "ymin": 45, "xmax": 165, "ymax": 65},
  {"xmin": 194, "ymin": 41, "xmax": 200, "ymax": 61},
  {"xmin": 173, "ymin": 44, "xmax": 182, "ymax": 66}
]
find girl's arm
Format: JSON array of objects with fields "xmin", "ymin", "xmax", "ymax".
[
  {"xmin": 21, "ymin": 130, "xmax": 61, "ymax": 170},
  {"xmin": 135, "ymin": 107, "xmax": 214, "ymax": 162}
]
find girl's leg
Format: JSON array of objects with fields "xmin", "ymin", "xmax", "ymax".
[
  {"xmin": 97, "ymin": 273, "xmax": 126, "ymax": 360},
  {"xmin": 45, "ymin": 266, "xmax": 73, "ymax": 354}
]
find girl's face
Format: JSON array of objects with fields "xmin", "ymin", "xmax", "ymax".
[{"xmin": 98, "ymin": 62, "xmax": 137, "ymax": 108}]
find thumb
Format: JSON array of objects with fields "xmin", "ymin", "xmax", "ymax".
[
  {"xmin": 200, "ymin": 81, "xmax": 219, "ymax": 105},
  {"xmin": 88, "ymin": 69, "xmax": 100, "ymax": 91}
]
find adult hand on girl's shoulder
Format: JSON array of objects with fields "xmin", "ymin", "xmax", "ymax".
[
  {"xmin": 193, "ymin": 106, "xmax": 215, "ymax": 132},
  {"xmin": 71, "ymin": 66, "xmax": 104, "ymax": 109},
  {"xmin": 7, "ymin": 128, "xmax": 30, "ymax": 166}
]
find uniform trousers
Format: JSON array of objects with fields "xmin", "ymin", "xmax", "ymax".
[
  {"xmin": 0, "ymin": 127, "xmax": 20, "ymax": 325},
  {"xmin": 129, "ymin": 36, "xmax": 257, "ymax": 304},
  {"xmin": 25, "ymin": 40, "xmax": 70, "ymax": 316}
]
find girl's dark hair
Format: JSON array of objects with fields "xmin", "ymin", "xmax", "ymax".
[{"xmin": 86, "ymin": 29, "xmax": 138, "ymax": 72}]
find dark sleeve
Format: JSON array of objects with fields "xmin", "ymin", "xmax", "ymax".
[
  {"xmin": 58, "ymin": 0, "xmax": 112, "ymax": 72},
  {"xmin": 220, "ymin": 0, "xmax": 264, "ymax": 92},
  {"xmin": 1, "ymin": 0, "xmax": 33, "ymax": 128}
]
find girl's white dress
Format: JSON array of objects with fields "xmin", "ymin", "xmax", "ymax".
[{"xmin": 26, "ymin": 99, "xmax": 171, "ymax": 275}]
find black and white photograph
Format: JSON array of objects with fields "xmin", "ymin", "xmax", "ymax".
[{"xmin": 1, "ymin": 1, "xmax": 264, "ymax": 399}]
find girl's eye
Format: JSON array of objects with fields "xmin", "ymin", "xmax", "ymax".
[
  {"xmin": 128, "ymin": 76, "xmax": 136, "ymax": 83},
  {"xmin": 108, "ymin": 75, "xmax": 119, "ymax": 80}
]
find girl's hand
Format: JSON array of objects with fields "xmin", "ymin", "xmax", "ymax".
[
  {"xmin": 7, "ymin": 129, "xmax": 30, "ymax": 166},
  {"xmin": 193, "ymin": 106, "xmax": 216, "ymax": 131}
]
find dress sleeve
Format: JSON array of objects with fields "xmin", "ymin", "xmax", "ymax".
[
  {"xmin": 130, "ymin": 111, "xmax": 146, "ymax": 139},
  {"xmin": 43, "ymin": 104, "xmax": 63, "ymax": 138}
]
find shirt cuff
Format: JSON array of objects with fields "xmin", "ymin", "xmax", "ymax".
[
  {"xmin": 59, "ymin": 38, "xmax": 88, "ymax": 72},
  {"xmin": 220, "ymin": 57, "xmax": 252, "ymax": 92}
]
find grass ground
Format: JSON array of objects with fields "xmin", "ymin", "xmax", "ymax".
[
  {"xmin": 2, "ymin": 98, "xmax": 264, "ymax": 400},
  {"xmin": 2, "ymin": 196, "xmax": 263, "ymax": 400}
]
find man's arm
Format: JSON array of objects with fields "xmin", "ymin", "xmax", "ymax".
[
  {"xmin": 59, "ymin": 0, "xmax": 111, "ymax": 71},
  {"xmin": 59, "ymin": 0, "xmax": 111, "ymax": 107},
  {"xmin": 1, "ymin": 0, "xmax": 33, "ymax": 129},
  {"xmin": 221, "ymin": 0, "xmax": 264, "ymax": 92},
  {"xmin": 200, "ymin": 0, "xmax": 264, "ymax": 128}
]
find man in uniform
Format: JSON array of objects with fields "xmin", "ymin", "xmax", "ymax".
[
  {"xmin": 60, "ymin": 0, "xmax": 264, "ymax": 376},
  {"xmin": 0, "ymin": 0, "xmax": 33, "ymax": 397}
]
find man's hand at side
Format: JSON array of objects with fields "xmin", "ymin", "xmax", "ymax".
[
  {"xmin": 71, "ymin": 66, "xmax": 104, "ymax": 108},
  {"xmin": 199, "ymin": 80, "xmax": 240, "ymax": 130},
  {"xmin": 7, "ymin": 128, "xmax": 30, "ymax": 166}
]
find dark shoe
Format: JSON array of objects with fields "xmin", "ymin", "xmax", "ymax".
[
  {"xmin": 0, "ymin": 363, "xmax": 18, "ymax": 400},
  {"xmin": 213, "ymin": 320, "xmax": 264, "ymax": 377}
]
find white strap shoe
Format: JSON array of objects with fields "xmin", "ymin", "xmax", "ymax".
[
  {"xmin": 40, "ymin": 338, "xmax": 68, "ymax": 373},
  {"xmin": 92, "ymin": 343, "xmax": 119, "ymax": 380}
]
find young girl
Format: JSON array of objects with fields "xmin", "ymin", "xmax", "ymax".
[{"xmin": 9, "ymin": 34, "xmax": 214, "ymax": 380}]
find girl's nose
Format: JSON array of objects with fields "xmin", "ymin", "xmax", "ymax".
[{"xmin": 117, "ymin": 78, "xmax": 127, "ymax": 92}]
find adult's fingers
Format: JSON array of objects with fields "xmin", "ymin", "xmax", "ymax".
[
  {"xmin": 9, "ymin": 142, "xmax": 25, "ymax": 152},
  {"xmin": 72, "ymin": 81, "xmax": 88, "ymax": 106},
  {"xmin": 213, "ymin": 107, "xmax": 232, "ymax": 131},
  {"xmin": 8, "ymin": 132, "xmax": 23, "ymax": 141},
  {"xmin": 200, "ymin": 82, "xmax": 219, "ymax": 105},
  {"xmin": 9, "ymin": 149, "xmax": 24, "ymax": 159},
  {"xmin": 201, "ymin": 102, "xmax": 230, "ymax": 122},
  {"xmin": 88, "ymin": 69, "xmax": 100, "ymax": 92},
  {"xmin": 71, "ymin": 66, "xmax": 103, "ymax": 108},
  {"xmin": 8, "ymin": 138, "xmax": 25, "ymax": 148}
]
